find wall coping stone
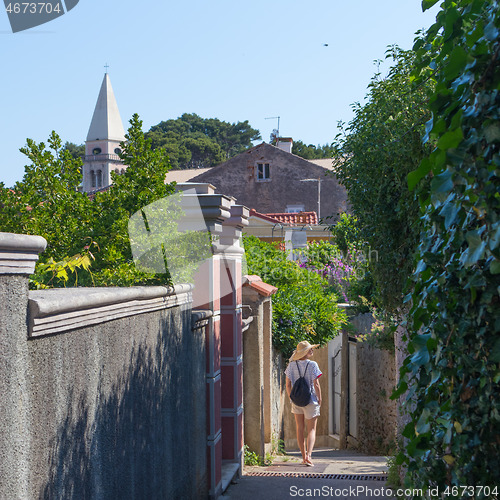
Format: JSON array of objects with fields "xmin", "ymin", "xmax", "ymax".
[
  {"xmin": 191, "ymin": 309, "xmax": 213, "ymax": 330},
  {"xmin": 28, "ymin": 284, "xmax": 193, "ymax": 337},
  {"xmin": 0, "ymin": 232, "xmax": 47, "ymax": 275},
  {"xmin": 223, "ymin": 205, "xmax": 250, "ymax": 230}
]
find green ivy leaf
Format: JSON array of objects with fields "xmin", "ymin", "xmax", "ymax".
[
  {"xmin": 416, "ymin": 408, "xmax": 432, "ymax": 435},
  {"xmin": 411, "ymin": 333, "xmax": 432, "ymax": 367},
  {"xmin": 439, "ymin": 198, "xmax": 460, "ymax": 229},
  {"xmin": 403, "ymin": 421, "xmax": 415, "ymax": 439},
  {"xmin": 408, "ymin": 158, "xmax": 433, "ymax": 191},
  {"xmin": 423, "ymin": 117, "xmax": 434, "ymax": 144},
  {"xmin": 431, "ymin": 169, "xmax": 454, "ymax": 194},
  {"xmin": 437, "ymin": 127, "xmax": 463, "ymax": 150},
  {"xmin": 422, "ymin": 0, "xmax": 440, "ymax": 11},
  {"xmin": 444, "ymin": 46, "xmax": 469, "ymax": 80},
  {"xmin": 392, "ymin": 380, "xmax": 408, "ymax": 399},
  {"xmin": 484, "ymin": 124, "xmax": 500, "ymax": 143},
  {"xmin": 490, "ymin": 260, "xmax": 500, "ymax": 275},
  {"xmin": 484, "ymin": 21, "xmax": 499, "ymax": 41},
  {"xmin": 464, "ymin": 230, "xmax": 487, "ymax": 265},
  {"xmin": 490, "ymin": 338, "xmax": 500, "ymax": 363}
]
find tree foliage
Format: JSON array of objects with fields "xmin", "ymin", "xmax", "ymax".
[
  {"xmin": 88, "ymin": 113, "xmax": 175, "ymax": 285},
  {"xmin": 327, "ymin": 213, "xmax": 377, "ymax": 311},
  {"xmin": 244, "ymin": 235, "xmax": 346, "ymax": 358},
  {"xmin": 0, "ymin": 114, "xmax": 175, "ymax": 287},
  {"xmin": 291, "ymin": 140, "xmax": 335, "ymax": 159},
  {"xmin": 146, "ymin": 113, "xmax": 261, "ymax": 169},
  {"xmin": 62, "ymin": 141, "xmax": 85, "ymax": 160},
  {"xmin": 332, "ymin": 47, "xmax": 434, "ymax": 312},
  {"xmin": 0, "ymin": 132, "xmax": 94, "ymax": 260},
  {"xmin": 395, "ymin": 0, "xmax": 500, "ymax": 492}
]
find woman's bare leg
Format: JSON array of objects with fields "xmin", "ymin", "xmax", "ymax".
[
  {"xmin": 294, "ymin": 414, "xmax": 306, "ymax": 462},
  {"xmin": 305, "ymin": 416, "xmax": 318, "ymax": 464}
]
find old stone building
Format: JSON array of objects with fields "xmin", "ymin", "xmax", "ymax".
[{"xmin": 177, "ymin": 141, "xmax": 348, "ymax": 221}]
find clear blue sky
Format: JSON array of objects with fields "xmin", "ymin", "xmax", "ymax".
[{"xmin": 0, "ymin": 0, "xmax": 439, "ymax": 188}]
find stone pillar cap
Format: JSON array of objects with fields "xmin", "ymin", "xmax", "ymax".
[
  {"xmin": 0, "ymin": 232, "xmax": 47, "ymax": 275},
  {"xmin": 224, "ymin": 204, "xmax": 250, "ymax": 229}
]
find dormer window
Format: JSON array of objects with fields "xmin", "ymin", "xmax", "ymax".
[
  {"xmin": 286, "ymin": 204, "xmax": 305, "ymax": 213},
  {"xmin": 256, "ymin": 162, "xmax": 271, "ymax": 182}
]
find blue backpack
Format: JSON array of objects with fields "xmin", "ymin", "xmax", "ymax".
[{"xmin": 290, "ymin": 361, "xmax": 311, "ymax": 407}]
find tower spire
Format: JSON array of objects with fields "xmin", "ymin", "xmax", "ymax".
[
  {"xmin": 82, "ymin": 73, "xmax": 127, "ymax": 192},
  {"xmin": 86, "ymin": 73, "xmax": 125, "ymax": 142}
]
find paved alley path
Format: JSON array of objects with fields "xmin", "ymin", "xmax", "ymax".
[{"xmin": 222, "ymin": 448, "xmax": 393, "ymax": 500}]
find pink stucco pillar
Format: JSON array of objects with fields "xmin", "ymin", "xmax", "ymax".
[
  {"xmin": 175, "ymin": 183, "xmax": 248, "ymax": 495},
  {"xmin": 216, "ymin": 206, "xmax": 249, "ymax": 468},
  {"xmin": 175, "ymin": 183, "xmax": 235, "ymax": 499}
]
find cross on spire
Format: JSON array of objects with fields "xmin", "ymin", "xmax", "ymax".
[{"xmin": 104, "ymin": 63, "xmax": 109, "ymax": 74}]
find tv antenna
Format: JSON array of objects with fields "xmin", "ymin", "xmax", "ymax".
[{"xmin": 265, "ymin": 116, "xmax": 280, "ymax": 142}]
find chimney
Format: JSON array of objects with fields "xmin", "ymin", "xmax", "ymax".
[{"xmin": 277, "ymin": 137, "xmax": 293, "ymax": 154}]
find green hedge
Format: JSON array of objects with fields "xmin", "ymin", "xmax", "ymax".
[
  {"xmin": 243, "ymin": 235, "xmax": 345, "ymax": 359},
  {"xmin": 394, "ymin": 0, "xmax": 500, "ymax": 492}
]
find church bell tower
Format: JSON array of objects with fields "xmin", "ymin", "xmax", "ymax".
[{"xmin": 82, "ymin": 72, "xmax": 126, "ymax": 192}]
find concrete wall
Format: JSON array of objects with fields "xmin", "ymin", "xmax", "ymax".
[{"xmin": 0, "ymin": 234, "xmax": 207, "ymax": 500}]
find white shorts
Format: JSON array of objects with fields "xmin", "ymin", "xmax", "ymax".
[{"xmin": 291, "ymin": 401, "xmax": 320, "ymax": 419}]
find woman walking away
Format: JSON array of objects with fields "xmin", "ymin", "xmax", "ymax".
[{"xmin": 285, "ymin": 341, "xmax": 322, "ymax": 466}]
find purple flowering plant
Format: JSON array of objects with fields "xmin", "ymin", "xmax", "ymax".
[{"xmin": 296, "ymin": 240, "xmax": 366, "ymax": 304}]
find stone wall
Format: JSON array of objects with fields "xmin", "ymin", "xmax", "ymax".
[
  {"xmin": 0, "ymin": 234, "xmax": 207, "ymax": 500},
  {"xmin": 356, "ymin": 345, "xmax": 397, "ymax": 455},
  {"xmin": 271, "ymin": 348, "xmax": 287, "ymax": 450}
]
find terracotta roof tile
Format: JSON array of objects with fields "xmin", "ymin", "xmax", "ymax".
[
  {"xmin": 265, "ymin": 211, "xmax": 318, "ymax": 226},
  {"xmin": 249, "ymin": 209, "xmax": 283, "ymax": 224},
  {"xmin": 242, "ymin": 275, "xmax": 278, "ymax": 297},
  {"xmin": 249, "ymin": 209, "xmax": 318, "ymax": 226}
]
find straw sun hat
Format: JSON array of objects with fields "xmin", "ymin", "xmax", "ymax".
[{"xmin": 289, "ymin": 341, "xmax": 320, "ymax": 362}]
